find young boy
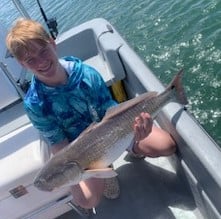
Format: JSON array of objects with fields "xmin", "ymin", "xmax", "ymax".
[{"xmin": 6, "ymin": 18, "xmax": 176, "ymax": 210}]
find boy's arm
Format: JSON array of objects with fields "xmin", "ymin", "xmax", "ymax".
[{"xmin": 24, "ymin": 102, "xmax": 67, "ymax": 148}]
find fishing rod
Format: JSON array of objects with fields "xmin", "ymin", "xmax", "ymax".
[{"xmin": 36, "ymin": 0, "xmax": 58, "ymax": 39}]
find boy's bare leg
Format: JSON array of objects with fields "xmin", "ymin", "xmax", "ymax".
[{"xmin": 71, "ymin": 178, "xmax": 105, "ymax": 209}]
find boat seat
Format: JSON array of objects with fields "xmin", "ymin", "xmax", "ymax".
[
  {"xmin": 56, "ymin": 23, "xmax": 126, "ymax": 87},
  {"xmin": 0, "ymin": 122, "xmax": 72, "ymax": 219},
  {"xmin": 0, "ymin": 123, "xmax": 50, "ymax": 200},
  {"xmin": 84, "ymin": 54, "xmax": 115, "ymax": 86}
]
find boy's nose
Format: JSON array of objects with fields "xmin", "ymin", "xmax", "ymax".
[{"xmin": 36, "ymin": 56, "xmax": 47, "ymax": 67}]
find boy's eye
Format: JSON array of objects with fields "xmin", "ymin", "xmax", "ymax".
[
  {"xmin": 26, "ymin": 58, "xmax": 34, "ymax": 64},
  {"xmin": 41, "ymin": 49, "xmax": 48, "ymax": 56}
]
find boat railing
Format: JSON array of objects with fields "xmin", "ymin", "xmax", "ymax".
[{"xmin": 117, "ymin": 41, "xmax": 221, "ymax": 218}]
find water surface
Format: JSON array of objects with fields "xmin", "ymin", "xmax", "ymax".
[{"xmin": 0, "ymin": 0, "xmax": 220, "ymax": 146}]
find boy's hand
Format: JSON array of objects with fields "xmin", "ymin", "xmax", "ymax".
[{"xmin": 133, "ymin": 112, "xmax": 153, "ymax": 142}]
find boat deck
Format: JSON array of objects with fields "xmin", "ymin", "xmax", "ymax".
[{"xmin": 56, "ymin": 152, "xmax": 202, "ymax": 219}]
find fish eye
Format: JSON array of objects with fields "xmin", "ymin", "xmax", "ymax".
[{"xmin": 62, "ymin": 161, "xmax": 80, "ymax": 174}]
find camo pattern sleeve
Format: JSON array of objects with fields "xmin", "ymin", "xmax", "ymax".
[{"xmin": 24, "ymin": 56, "xmax": 117, "ymax": 146}]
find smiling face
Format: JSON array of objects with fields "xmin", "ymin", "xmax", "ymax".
[
  {"xmin": 19, "ymin": 39, "xmax": 61, "ymax": 84},
  {"xmin": 6, "ymin": 18, "xmax": 67, "ymax": 86}
]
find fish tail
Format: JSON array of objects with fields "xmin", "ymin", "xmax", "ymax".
[{"xmin": 167, "ymin": 69, "xmax": 188, "ymax": 105}]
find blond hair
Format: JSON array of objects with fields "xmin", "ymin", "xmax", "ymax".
[{"xmin": 6, "ymin": 18, "xmax": 51, "ymax": 60}]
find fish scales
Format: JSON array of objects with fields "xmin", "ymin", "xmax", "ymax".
[
  {"xmin": 48, "ymin": 92, "xmax": 168, "ymax": 171},
  {"xmin": 34, "ymin": 70, "xmax": 188, "ymax": 191},
  {"xmin": 65, "ymin": 89, "xmax": 174, "ymax": 169}
]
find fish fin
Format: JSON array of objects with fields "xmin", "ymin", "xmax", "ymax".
[
  {"xmin": 54, "ymin": 168, "xmax": 117, "ymax": 189},
  {"xmin": 167, "ymin": 69, "xmax": 188, "ymax": 105},
  {"xmin": 104, "ymin": 92, "xmax": 158, "ymax": 120},
  {"xmin": 81, "ymin": 168, "xmax": 118, "ymax": 180}
]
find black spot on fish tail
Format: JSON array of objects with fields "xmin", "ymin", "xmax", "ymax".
[{"xmin": 168, "ymin": 69, "xmax": 188, "ymax": 105}]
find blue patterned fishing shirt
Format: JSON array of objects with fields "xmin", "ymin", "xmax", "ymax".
[{"xmin": 24, "ymin": 56, "xmax": 117, "ymax": 146}]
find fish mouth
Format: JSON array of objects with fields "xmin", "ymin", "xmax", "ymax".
[
  {"xmin": 34, "ymin": 161, "xmax": 83, "ymax": 191},
  {"xmin": 34, "ymin": 178, "xmax": 53, "ymax": 191}
]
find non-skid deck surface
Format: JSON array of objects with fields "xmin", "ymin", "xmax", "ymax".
[{"xmin": 57, "ymin": 152, "xmax": 201, "ymax": 219}]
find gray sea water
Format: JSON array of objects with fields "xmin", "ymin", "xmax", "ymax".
[{"xmin": 0, "ymin": 0, "xmax": 220, "ymax": 146}]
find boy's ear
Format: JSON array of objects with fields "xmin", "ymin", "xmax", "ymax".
[
  {"xmin": 20, "ymin": 61, "xmax": 30, "ymax": 69},
  {"xmin": 20, "ymin": 62, "xmax": 25, "ymax": 67},
  {"xmin": 49, "ymin": 38, "xmax": 56, "ymax": 48},
  {"xmin": 18, "ymin": 59, "xmax": 26, "ymax": 67}
]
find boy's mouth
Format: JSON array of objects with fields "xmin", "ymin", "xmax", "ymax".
[{"xmin": 39, "ymin": 62, "xmax": 52, "ymax": 74}]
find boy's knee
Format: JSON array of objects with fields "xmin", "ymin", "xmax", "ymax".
[
  {"xmin": 149, "ymin": 145, "xmax": 176, "ymax": 157},
  {"xmin": 71, "ymin": 179, "xmax": 104, "ymax": 209},
  {"xmin": 73, "ymin": 194, "xmax": 101, "ymax": 209},
  {"xmin": 134, "ymin": 138, "xmax": 177, "ymax": 157}
]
